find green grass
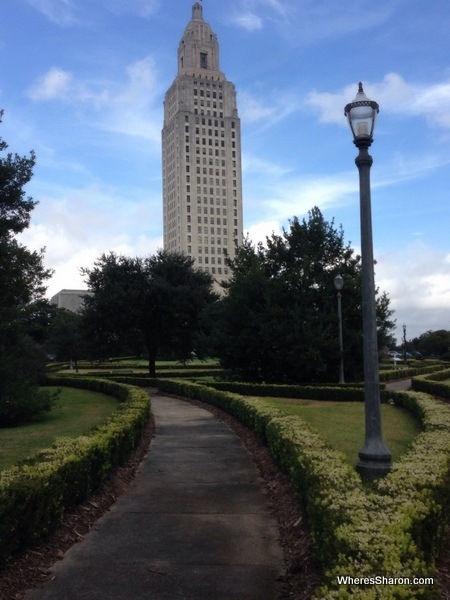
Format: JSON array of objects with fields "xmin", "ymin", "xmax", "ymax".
[
  {"xmin": 260, "ymin": 397, "xmax": 420, "ymax": 464},
  {"xmin": 0, "ymin": 387, "xmax": 119, "ymax": 472}
]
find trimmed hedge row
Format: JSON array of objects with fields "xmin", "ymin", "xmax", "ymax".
[
  {"xmin": 411, "ymin": 369, "xmax": 450, "ymax": 400},
  {"xmin": 379, "ymin": 363, "xmax": 448, "ymax": 382},
  {"xmin": 75, "ymin": 362, "xmax": 220, "ymax": 371},
  {"xmin": 200, "ymin": 380, "xmax": 367, "ymax": 402},
  {"xmin": 151, "ymin": 378, "xmax": 449, "ymax": 599},
  {"xmin": 0, "ymin": 377, "xmax": 151, "ymax": 566},
  {"xmin": 83, "ymin": 369, "xmax": 226, "ymax": 379}
]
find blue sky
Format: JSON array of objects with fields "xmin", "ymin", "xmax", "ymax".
[{"xmin": 1, "ymin": 0, "xmax": 450, "ymax": 344}]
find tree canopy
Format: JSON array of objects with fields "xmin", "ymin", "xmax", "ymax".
[
  {"xmin": 0, "ymin": 110, "xmax": 54, "ymax": 425},
  {"xmin": 81, "ymin": 250, "xmax": 218, "ymax": 375},
  {"xmin": 212, "ymin": 207, "xmax": 395, "ymax": 383},
  {"xmin": 412, "ymin": 329, "xmax": 450, "ymax": 359}
]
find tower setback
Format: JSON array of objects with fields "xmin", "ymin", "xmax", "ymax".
[{"xmin": 162, "ymin": 2, "xmax": 243, "ymax": 289}]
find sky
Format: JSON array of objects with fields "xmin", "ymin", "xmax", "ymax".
[{"xmin": 1, "ymin": 0, "xmax": 449, "ymax": 344}]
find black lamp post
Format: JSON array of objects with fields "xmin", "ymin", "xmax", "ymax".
[
  {"xmin": 334, "ymin": 274, "xmax": 345, "ymax": 384},
  {"xmin": 344, "ymin": 82, "xmax": 392, "ymax": 480}
]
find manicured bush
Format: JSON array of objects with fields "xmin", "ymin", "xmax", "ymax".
[
  {"xmin": 0, "ymin": 384, "xmax": 57, "ymax": 427},
  {"xmin": 411, "ymin": 368, "xmax": 450, "ymax": 400},
  {"xmin": 0, "ymin": 377, "xmax": 150, "ymax": 565},
  {"xmin": 84, "ymin": 368, "xmax": 226, "ymax": 379},
  {"xmin": 379, "ymin": 363, "xmax": 448, "ymax": 382},
  {"xmin": 202, "ymin": 380, "xmax": 367, "ymax": 401},
  {"xmin": 0, "ymin": 336, "xmax": 56, "ymax": 426}
]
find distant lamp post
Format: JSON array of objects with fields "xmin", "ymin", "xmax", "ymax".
[
  {"xmin": 344, "ymin": 82, "xmax": 392, "ymax": 480},
  {"xmin": 334, "ymin": 274, "xmax": 345, "ymax": 384}
]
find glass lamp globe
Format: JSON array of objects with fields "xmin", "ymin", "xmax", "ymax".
[{"xmin": 344, "ymin": 82, "xmax": 379, "ymax": 141}]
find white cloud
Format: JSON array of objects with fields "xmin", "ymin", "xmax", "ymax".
[
  {"xmin": 26, "ymin": 0, "xmax": 160, "ymax": 25},
  {"xmin": 239, "ymin": 92, "xmax": 276, "ymax": 122},
  {"xmin": 410, "ymin": 81, "xmax": 450, "ymax": 129},
  {"xmin": 245, "ymin": 171, "xmax": 357, "ymax": 225},
  {"xmin": 27, "ymin": 56, "xmax": 162, "ymax": 142},
  {"xmin": 102, "ymin": 0, "xmax": 160, "ymax": 18},
  {"xmin": 231, "ymin": 11, "xmax": 263, "ymax": 31},
  {"xmin": 229, "ymin": 0, "xmax": 291, "ymax": 31},
  {"xmin": 28, "ymin": 56, "xmax": 159, "ymax": 107},
  {"xmin": 18, "ymin": 183, "xmax": 163, "ymax": 297},
  {"xmin": 245, "ymin": 220, "xmax": 282, "ymax": 245},
  {"xmin": 376, "ymin": 243, "xmax": 450, "ymax": 340},
  {"xmin": 242, "ymin": 153, "xmax": 293, "ymax": 178},
  {"xmin": 28, "ymin": 68, "xmax": 74, "ymax": 101},
  {"xmin": 305, "ymin": 72, "xmax": 450, "ymax": 132},
  {"xmin": 116, "ymin": 57, "xmax": 159, "ymax": 106},
  {"xmin": 239, "ymin": 88, "xmax": 299, "ymax": 128},
  {"xmin": 25, "ymin": 0, "xmax": 80, "ymax": 26}
]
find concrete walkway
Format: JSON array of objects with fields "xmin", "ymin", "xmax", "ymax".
[
  {"xmin": 385, "ymin": 378, "xmax": 412, "ymax": 391},
  {"xmin": 24, "ymin": 394, "xmax": 284, "ymax": 600}
]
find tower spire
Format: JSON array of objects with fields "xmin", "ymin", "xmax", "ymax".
[{"xmin": 192, "ymin": 2, "xmax": 203, "ymax": 20}]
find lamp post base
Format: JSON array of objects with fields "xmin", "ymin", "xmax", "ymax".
[
  {"xmin": 356, "ymin": 459, "xmax": 391, "ymax": 481},
  {"xmin": 356, "ymin": 450, "xmax": 391, "ymax": 481},
  {"xmin": 356, "ymin": 437, "xmax": 391, "ymax": 481}
]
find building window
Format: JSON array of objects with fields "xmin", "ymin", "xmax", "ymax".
[{"xmin": 200, "ymin": 53, "xmax": 208, "ymax": 69}]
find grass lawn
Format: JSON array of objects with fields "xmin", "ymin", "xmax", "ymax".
[
  {"xmin": 0, "ymin": 387, "xmax": 119, "ymax": 472},
  {"xmin": 260, "ymin": 398, "xmax": 420, "ymax": 465}
]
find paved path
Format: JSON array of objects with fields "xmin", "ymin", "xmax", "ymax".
[
  {"xmin": 385, "ymin": 378, "xmax": 412, "ymax": 391},
  {"xmin": 24, "ymin": 394, "xmax": 284, "ymax": 600}
]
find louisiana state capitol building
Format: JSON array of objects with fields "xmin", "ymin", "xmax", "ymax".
[{"xmin": 162, "ymin": 2, "xmax": 243, "ymax": 288}]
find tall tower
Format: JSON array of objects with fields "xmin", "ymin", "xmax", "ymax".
[{"xmin": 162, "ymin": 2, "xmax": 243, "ymax": 288}]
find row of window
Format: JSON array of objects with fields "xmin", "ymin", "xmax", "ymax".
[
  {"xmin": 186, "ymin": 115, "xmax": 236, "ymax": 129},
  {"xmin": 193, "ymin": 80, "xmax": 223, "ymax": 89},
  {"xmin": 193, "ymin": 89, "xmax": 222, "ymax": 99},
  {"xmin": 199, "ymin": 266, "xmax": 229, "ymax": 276}
]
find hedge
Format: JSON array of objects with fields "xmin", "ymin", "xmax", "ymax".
[
  {"xmin": 0, "ymin": 377, "xmax": 151, "ymax": 566},
  {"xmin": 411, "ymin": 369, "xmax": 450, "ymax": 400},
  {"xmin": 150, "ymin": 378, "xmax": 449, "ymax": 599},
  {"xmin": 74, "ymin": 361, "xmax": 221, "ymax": 371},
  {"xmin": 379, "ymin": 363, "xmax": 448, "ymax": 382},
  {"xmin": 201, "ymin": 381, "xmax": 367, "ymax": 401},
  {"xmin": 82, "ymin": 369, "xmax": 226, "ymax": 379}
]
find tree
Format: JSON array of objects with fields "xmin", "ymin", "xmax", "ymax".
[
  {"xmin": 45, "ymin": 308, "xmax": 86, "ymax": 368},
  {"xmin": 213, "ymin": 207, "xmax": 395, "ymax": 383},
  {"xmin": 413, "ymin": 329, "xmax": 450, "ymax": 358},
  {"xmin": 0, "ymin": 110, "xmax": 54, "ymax": 425},
  {"xmin": 82, "ymin": 250, "xmax": 218, "ymax": 376}
]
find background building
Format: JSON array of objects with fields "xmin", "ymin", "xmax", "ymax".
[
  {"xmin": 162, "ymin": 2, "xmax": 243, "ymax": 289},
  {"xmin": 50, "ymin": 289, "xmax": 91, "ymax": 313}
]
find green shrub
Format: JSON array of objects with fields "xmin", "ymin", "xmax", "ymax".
[
  {"xmin": 0, "ymin": 377, "xmax": 150, "ymax": 565},
  {"xmin": 199, "ymin": 380, "xmax": 367, "ymax": 401},
  {"xmin": 0, "ymin": 383, "xmax": 57, "ymax": 427},
  {"xmin": 0, "ymin": 336, "xmax": 56, "ymax": 426},
  {"xmin": 412, "ymin": 369, "xmax": 450, "ymax": 400}
]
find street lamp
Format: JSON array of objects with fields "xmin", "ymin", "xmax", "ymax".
[
  {"xmin": 344, "ymin": 82, "xmax": 392, "ymax": 480},
  {"xmin": 334, "ymin": 274, "xmax": 345, "ymax": 384}
]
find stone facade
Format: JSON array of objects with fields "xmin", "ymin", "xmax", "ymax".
[
  {"xmin": 162, "ymin": 2, "xmax": 243, "ymax": 290},
  {"xmin": 50, "ymin": 289, "xmax": 92, "ymax": 313}
]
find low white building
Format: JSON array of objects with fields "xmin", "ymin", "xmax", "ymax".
[{"xmin": 50, "ymin": 289, "xmax": 92, "ymax": 313}]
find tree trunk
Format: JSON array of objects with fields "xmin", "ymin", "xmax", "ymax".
[
  {"xmin": 146, "ymin": 341, "xmax": 157, "ymax": 377},
  {"xmin": 148, "ymin": 355, "xmax": 156, "ymax": 377}
]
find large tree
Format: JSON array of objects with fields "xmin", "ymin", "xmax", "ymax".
[
  {"xmin": 213, "ymin": 207, "xmax": 395, "ymax": 383},
  {"xmin": 0, "ymin": 110, "xmax": 54, "ymax": 425},
  {"xmin": 0, "ymin": 110, "xmax": 51, "ymax": 337},
  {"xmin": 412, "ymin": 329, "xmax": 450, "ymax": 359},
  {"xmin": 82, "ymin": 250, "xmax": 218, "ymax": 376}
]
